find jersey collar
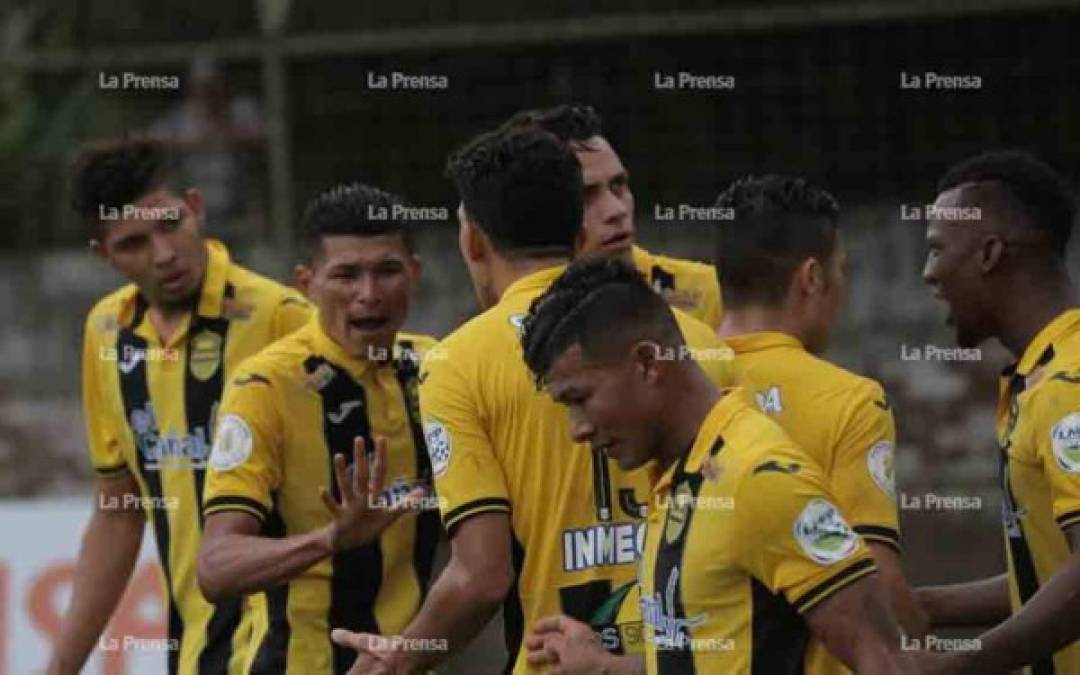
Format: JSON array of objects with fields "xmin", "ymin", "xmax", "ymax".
[
  {"xmin": 307, "ymin": 312, "xmax": 391, "ymax": 378},
  {"xmin": 724, "ymin": 331, "xmax": 804, "ymax": 354},
  {"xmin": 651, "ymin": 388, "xmax": 745, "ymax": 496},
  {"xmin": 1009, "ymin": 309, "xmax": 1080, "ymax": 377},
  {"xmin": 499, "ymin": 264, "xmax": 568, "ymax": 304}
]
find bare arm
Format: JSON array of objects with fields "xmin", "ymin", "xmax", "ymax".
[
  {"xmin": 915, "ymin": 573, "xmax": 1010, "ymax": 629},
  {"xmin": 332, "ymin": 511, "xmax": 514, "ymax": 673},
  {"xmin": 46, "ymin": 475, "xmax": 145, "ymax": 675},
  {"xmin": 805, "ymin": 573, "xmax": 917, "ymax": 675},
  {"xmin": 198, "ymin": 438, "xmax": 420, "ymax": 601},
  {"xmin": 869, "ymin": 542, "xmax": 931, "ymax": 638}
]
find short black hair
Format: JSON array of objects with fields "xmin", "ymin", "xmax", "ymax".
[
  {"xmin": 503, "ymin": 104, "xmax": 603, "ymax": 148},
  {"xmin": 937, "ymin": 150, "xmax": 1076, "ymax": 256},
  {"xmin": 446, "ymin": 125, "xmax": 582, "ymax": 258},
  {"xmin": 299, "ymin": 182, "xmax": 415, "ymax": 261},
  {"xmin": 521, "ymin": 258, "xmax": 682, "ymax": 386},
  {"xmin": 71, "ymin": 137, "xmax": 179, "ymax": 235},
  {"xmin": 714, "ymin": 175, "xmax": 841, "ymax": 309}
]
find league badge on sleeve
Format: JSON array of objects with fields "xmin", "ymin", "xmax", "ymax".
[
  {"xmin": 1051, "ymin": 412, "xmax": 1080, "ymax": 473},
  {"xmin": 794, "ymin": 498, "xmax": 858, "ymax": 565},
  {"xmin": 209, "ymin": 414, "xmax": 254, "ymax": 471},
  {"xmin": 424, "ymin": 418, "xmax": 452, "ymax": 477}
]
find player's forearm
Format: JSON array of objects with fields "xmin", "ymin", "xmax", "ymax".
[
  {"xmin": 398, "ymin": 558, "xmax": 505, "ymax": 671},
  {"xmin": 595, "ymin": 653, "xmax": 646, "ymax": 675},
  {"xmin": 48, "ymin": 508, "xmax": 143, "ymax": 674},
  {"xmin": 198, "ymin": 526, "xmax": 332, "ymax": 600},
  {"xmin": 915, "ymin": 573, "xmax": 1010, "ymax": 628},
  {"xmin": 962, "ymin": 555, "xmax": 1080, "ymax": 673}
]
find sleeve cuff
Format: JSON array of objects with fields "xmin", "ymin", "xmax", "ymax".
[
  {"xmin": 790, "ymin": 557, "xmax": 877, "ymax": 614},
  {"xmin": 93, "ymin": 462, "xmax": 131, "ymax": 478},
  {"xmin": 443, "ymin": 497, "xmax": 511, "ymax": 536},
  {"xmin": 1056, "ymin": 509, "xmax": 1080, "ymax": 531},
  {"xmin": 203, "ymin": 495, "xmax": 269, "ymax": 523},
  {"xmin": 853, "ymin": 524, "xmax": 902, "ymax": 553}
]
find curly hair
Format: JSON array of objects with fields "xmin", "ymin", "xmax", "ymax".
[
  {"xmin": 300, "ymin": 182, "xmax": 415, "ymax": 260},
  {"xmin": 70, "ymin": 137, "xmax": 178, "ymax": 232}
]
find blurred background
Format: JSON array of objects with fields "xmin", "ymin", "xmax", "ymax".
[{"xmin": 2, "ymin": 0, "xmax": 1079, "ymax": 672}]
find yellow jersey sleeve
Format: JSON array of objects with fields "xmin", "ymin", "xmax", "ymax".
[
  {"xmin": 671, "ymin": 309, "xmax": 737, "ymax": 389},
  {"xmin": 270, "ymin": 293, "xmax": 314, "ymax": 340},
  {"xmin": 82, "ymin": 313, "xmax": 130, "ymax": 478},
  {"xmin": 419, "ymin": 350, "xmax": 510, "ymax": 535},
  {"xmin": 203, "ymin": 364, "xmax": 285, "ymax": 523},
  {"xmin": 731, "ymin": 456, "xmax": 876, "ymax": 615},
  {"xmin": 832, "ymin": 381, "xmax": 900, "ymax": 550},
  {"xmin": 1031, "ymin": 373, "xmax": 1080, "ymax": 531}
]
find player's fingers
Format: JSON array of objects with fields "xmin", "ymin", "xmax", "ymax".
[
  {"xmin": 352, "ymin": 436, "xmax": 370, "ymax": 495},
  {"xmin": 368, "ymin": 436, "xmax": 389, "ymax": 495},
  {"xmin": 524, "ymin": 641, "xmax": 558, "ymax": 666},
  {"xmin": 333, "ymin": 452, "xmax": 352, "ymax": 500},
  {"xmin": 319, "ymin": 486, "xmax": 340, "ymax": 515},
  {"xmin": 530, "ymin": 614, "xmax": 571, "ymax": 636},
  {"xmin": 330, "ymin": 628, "xmax": 375, "ymax": 652}
]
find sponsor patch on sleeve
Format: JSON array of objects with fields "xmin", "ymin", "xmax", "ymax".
[
  {"xmin": 209, "ymin": 414, "xmax": 254, "ymax": 471},
  {"xmin": 1051, "ymin": 412, "xmax": 1080, "ymax": 473},
  {"xmin": 867, "ymin": 440, "xmax": 896, "ymax": 499},
  {"xmin": 793, "ymin": 498, "xmax": 859, "ymax": 565},
  {"xmin": 424, "ymin": 418, "xmax": 452, "ymax": 478}
]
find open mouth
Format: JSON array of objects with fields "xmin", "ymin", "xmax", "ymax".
[
  {"xmin": 602, "ymin": 233, "xmax": 631, "ymax": 248},
  {"xmin": 349, "ymin": 316, "xmax": 389, "ymax": 332}
]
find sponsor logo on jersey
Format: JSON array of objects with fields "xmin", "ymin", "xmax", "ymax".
[
  {"xmin": 305, "ymin": 363, "xmax": 336, "ymax": 391},
  {"xmin": 129, "ymin": 402, "xmax": 212, "ymax": 471},
  {"xmin": 793, "ymin": 498, "xmax": 858, "ymax": 565},
  {"xmin": 1051, "ymin": 412, "xmax": 1080, "ymax": 473},
  {"xmin": 209, "ymin": 414, "xmax": 254, "ymax": 471},
  {"xmin": 640, "ymin": 566, "xmax": 707, "ymax": 650},
  {"xmin": 328, "ymin": 400, "xmax": 364, "ymax": 424},
  {"xmin": 562, "ymin": 521, "xmax": 644, "ymax": 572},
  {"xmin": 867, "ymin": 440, "xmax": 897, "ymax": 499}
]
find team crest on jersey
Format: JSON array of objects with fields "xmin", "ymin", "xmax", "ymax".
[
  {"xmin": 189, "ymin": 330, "xmax": 223, "ymax": 381},
  {"xmin": 867, "ymin": 440, "xmax": 896, "ymax": 499},
  {"xmin": 209, "ymin": 415, "xmax": 253, "ymax": 471},
  {"xmin": 755, "ymin": 386, "xmax": 783, "ymax": 414},
  {"xmin": 1051, "ymin": 412, "xmax": 1080, "ymax": 473},
  {"xmin": 664, "ymin": 482, "xmax": 694, "ymax": 545},
  {"xmin": 793, "ymin": 498, "xmax": 858, "ymax": 565},
  {"xmin": 221, "ymin": 296, "xmax": 254, "ymax": 320},
  {"xmin": 305, "ymin": 363, "xmax": 336, "ymax": 391},
  {"xmin": 423, "ymin": 419, "xmax": 452, "ymax": 477}
]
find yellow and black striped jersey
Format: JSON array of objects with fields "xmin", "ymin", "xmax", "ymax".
[
  {"xmin": 997, "ymin": 308, "xmax": 1080, "ymax": 675},
  {"xmin": 632, "ymin": 246, "xmax": 722, "ymax": 329},
  {"xmin": 725, "ymin": 332, "xmax": 898, "ymax": 675},
  {"xmin": 419, "ymin": 264, "xmax": 735, "ymax": 674},
  {"xmin": 639, "ymin": 388, "xmax": 876, "ymax": 675},
  {"xmin": 203, "ymin": 316, "xmax": 442, "ymax": 675},
  {"xmin": 82, "ymin": 239, "xmax": 312, "ymax": 675}
]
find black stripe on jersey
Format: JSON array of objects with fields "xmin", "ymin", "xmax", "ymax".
[
  {"xmin": 204, "ymin": 495, "xmax": 270, "ymax": 521},
  {"xmin": 304, "ymin": 356, "xmax": 384, "ymax": 675},
  {"xmin": 443, "ymin": 497, "xmax": 512, "ymax": 535},
  {"xmin": 394, "ymin": 341, "xmax": 441, "ymax": 596},
  {"xmin": 93, "ymin": 461, "xmax": 131, "ymax": 477},
  {"xmin": 1057, "ymin": 509, "xmax": 1080, "ymax": 530},
  {"xmin": 749, "ymin": 579, "xmax": 808, "ymax": 675},
  {"xmin": 652, "ymin": 452, "xmax": 700, "ymax": 675},
  {"xmin": 117, "ymin": 303, "xmax": 183, "ymax": 675},
  {"xmin": 790, "ymin": 558, "xmax": 876, "ymax": 614},
  {"xmin": 187, "ymin": 284, "xmax": 242, "ymax": 675},
  {"xmin": 502, "ymin": 535, "xmax": 526, "ymax": 675},
  {"xmin": 592, "ymin": 450, "xmax": 613, "ymax": 522},
  {"xmin": 250, "ymin": 503, "xmax": 290, "ymax": 675},
  {"xmin": 853, "ymin": 525, "xmax": 901, "ymax": 552}
]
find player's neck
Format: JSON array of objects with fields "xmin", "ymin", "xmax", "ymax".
[
  {"xmin": 718, "ymin": 305, "xmax": 806, "ymax": 346},
  {"xmin": 995, "ymin": 271, "xmax": 1077, "ymax": 358},
  {"xmin": 655, "ymin": 367, "xmax": 721, "ymax": 472},
  {"xmin": 490, "ymin": 255, "xmax": 569, "ymax": 301}
]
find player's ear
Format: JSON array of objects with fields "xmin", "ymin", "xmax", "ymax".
[
  {"xmin": 184, "ymin": 188, "xmax": 205, "ymax": 229},
  {"xmin": 794, "ymin": 258, "xmax": 825, "ymax": 297},
  {"xmin": 631, "ymin": 340, "xmax": 663, "ymax": 385},
  {"xmin": 293, "ymin": 263, "xmax": 313, "ymax": 298},
  {"xmin": 89, "ymin": 237, "xmax": 107, "ymax": 261},
  {"xmin": 458, "ymin": 217, "xmax": 488, "ymax": 264},
  {"xmin": 978, "ymin": 234, "xmax": 1005, "ymax": 273}
]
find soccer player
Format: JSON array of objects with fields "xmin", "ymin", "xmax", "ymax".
[
  {"xmin": 917, "ymin": 151, "xmax": 1080, "ymax": 673},
  {"xmin": 504, "ymin": 104, "xmax": 723, "ymax": 327},
  {"xmin": 330, "ymin": 126, "xmax": 734, "ymax": 673},
  {"xmin": 49, "ymin": 138, "xmax": 312, "ymax": 675},
  {"xmin": 197, "ymin": 183, "xmax": 441, "ymax": 675},
  {"xmin": 520, "ymin": 258, "xmax": 917, "ymax": 674},
  {"xmin": 713, "ymin": 175, "xmax": 929, "ymax": 670}
]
